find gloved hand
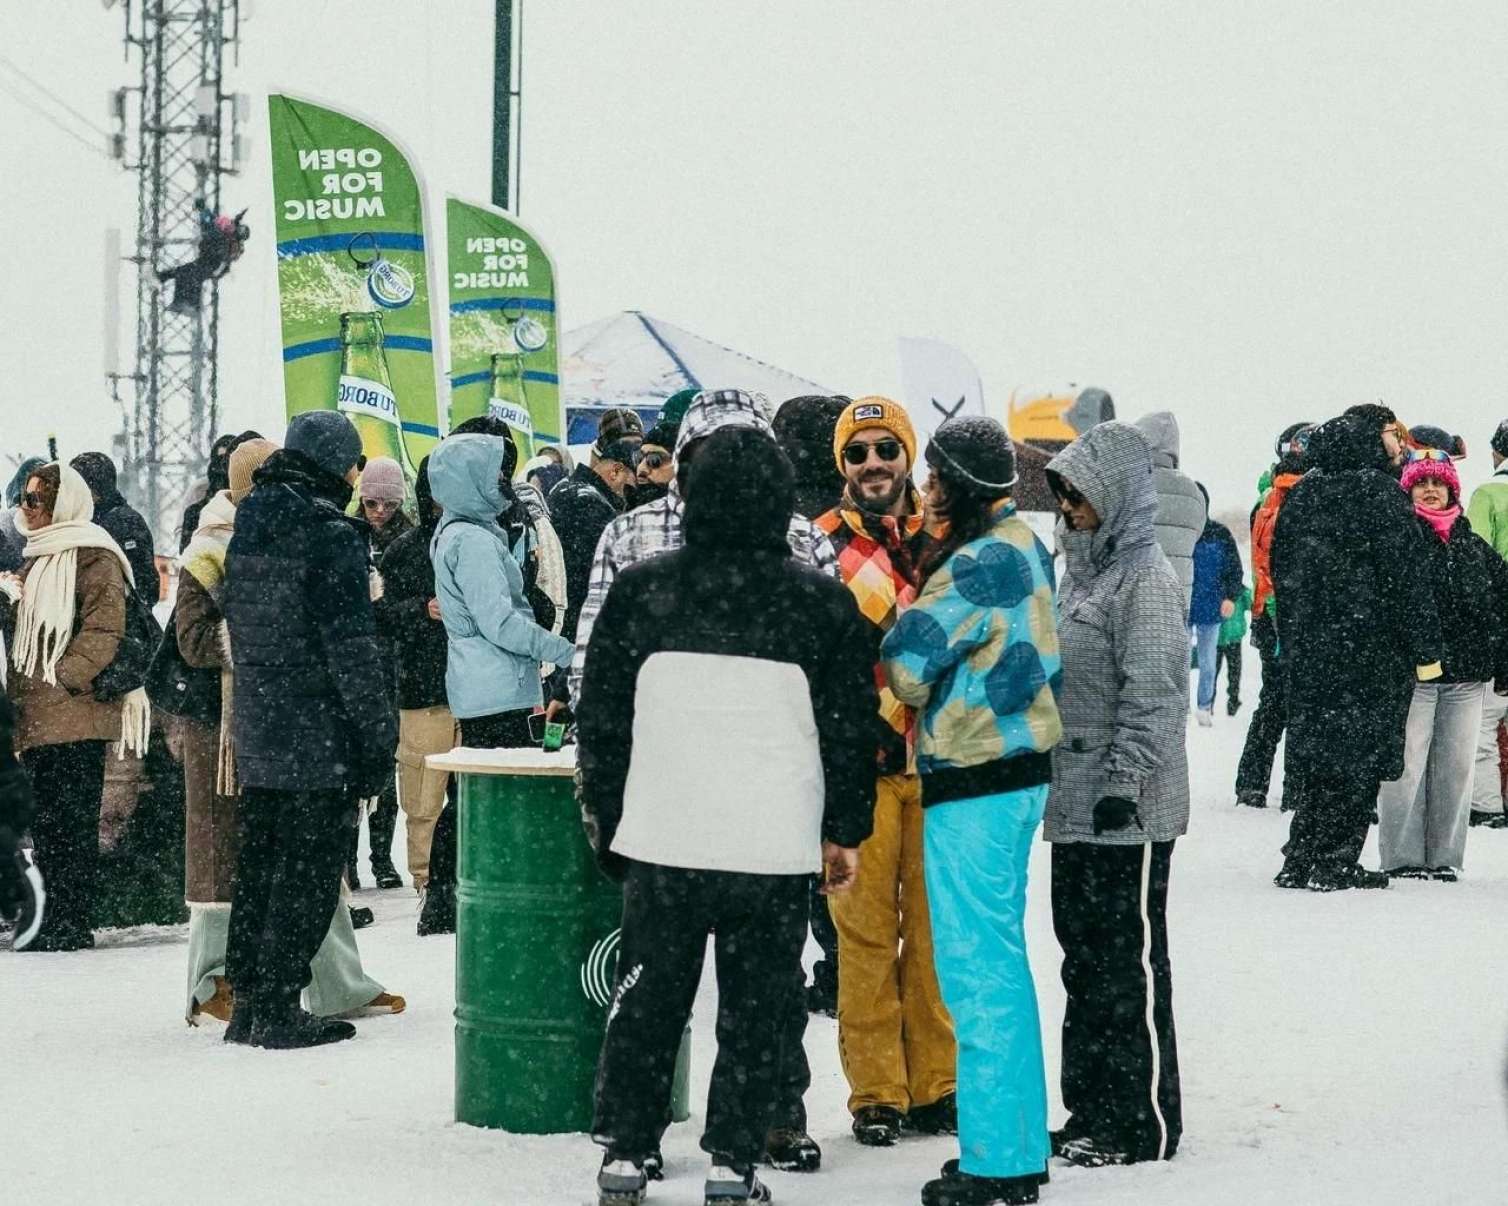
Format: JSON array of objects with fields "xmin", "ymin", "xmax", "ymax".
[{"xmin": 1092, "ymin": 795, "xmax": 1141, "ymax": 835}]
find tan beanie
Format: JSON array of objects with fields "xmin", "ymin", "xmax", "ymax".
[{"xmin": 229, "ymin": 439, "xmax": 279, "ymax": 504}]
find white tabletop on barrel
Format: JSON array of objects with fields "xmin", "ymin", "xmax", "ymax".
[{"xmin": 425, "ymin": 746, "xmax": 578, "ymax": 777}]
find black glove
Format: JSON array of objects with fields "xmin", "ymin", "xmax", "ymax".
[{"xmin": 1092, "ymin": 795, "xmax": 1141, "ymax": 836}]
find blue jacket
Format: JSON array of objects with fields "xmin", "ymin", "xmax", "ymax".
[
  {"xmin": 880, "ymin": 500, "xmax": 1063, "ymax": 806},
  {"xmin": 1190, "ymin": 519, "xmax": 1243, "ymax": 626},
  {"xmin": 428, "ymin": 435, "xmax": 574, "ymax": 721}
]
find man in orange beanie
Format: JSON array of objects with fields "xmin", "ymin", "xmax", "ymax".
[{"xmin": 815, "ymin": 397, "xmax": 958, "ymax": 1148}]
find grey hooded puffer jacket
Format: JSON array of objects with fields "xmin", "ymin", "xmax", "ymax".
[
  {"xmin": 1133, "ymin": 411, "xmax": 1206, "ymax": 615},
  {"xmin": 1044, "ymin": 421, "xmax": 1190, "ymax": 845}
]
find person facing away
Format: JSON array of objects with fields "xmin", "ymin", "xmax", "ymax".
[
  {"xmin": 578, "ymin": 424, "xmax": 877, "ymax": 1206},
  {"xmin": 1234, "ymin": 420, "xmax": 1312, "ymax": 809},
  {"xmin": 564, "ymin": 387, "xmax": 840, "ymax": 1176},
  {"xmin": 1188, "ymin": 482, "xmax": 1243, "ymax": 727},
  {"xmin": 1130, "ymin": 411, "xmax": 1206, "ymax": 615},
  {"xmin": 548, "ymin": 406, "xmax": 644, "ymax": 644},
  {"xmin": 882, "ymin": 415, "xmax": 1064, "ymax": 1206},
  {"xmin": 6, "ymin": 462, "xmax": 133, "ymax": 953},
  {"xmin": 1377, "ymin": 445, "xmax": 1508, "ymax": 881},
  {"xmin": 812, "ymin": 396, "xmax": 958, "ymax": 1150},
  {"xmin": 1043, "ymin": 419, "xmax": 1189, "ymax": 1169},
  {"xmin": 419, "ymin": 433, "xmax": 575, "ymax": 936},
  {"xmin": 1465, "ymin": 417, "xmax": 1508, "ymax": 829},
  {"xmin": 773, "ymin": 393, "xmax": 852, "ymax": 521},
  {"xmin": 69, "ymin": 451, "xmax": 159, "ymax": 603},
  {"xmin": 179, "ymin": 431, "xmax": 261, "ymax": 553},
  {"xmin": 1271, "ymin": 411, "xmax": 1442, "ymax": 892},
  {"xmin": 219, "ymin": 410, "xmax": 397, "ymax": 1050}
]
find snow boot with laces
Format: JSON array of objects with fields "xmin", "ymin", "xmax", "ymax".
[
  {"xmin": 852, "ymin": 1104, "xmax": 904, "ymax": 1146},
  {"xmin": 704, "ymin": 1157, "xmax": 772, "ymax": 1204},
  {"xmin": 922, "ymin": 1159, "xmax": 1041, "ymax": 1205}
]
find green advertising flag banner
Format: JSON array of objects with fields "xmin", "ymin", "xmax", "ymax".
[
  {"xmin": 268, "ymin": 94, "xmax": 443, "ymax": 481},
  {"xmin": 445, "ymin": 196, "xmax": 561, "ymax": 457}
]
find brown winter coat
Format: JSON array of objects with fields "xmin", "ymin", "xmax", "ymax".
[
  {"xmin": 9, "ymin": 547, "xmax": 126, "ymax": 752},
  {"xmin": 176, "ymin": 572, "xmax": 239, "ymax": 903}
]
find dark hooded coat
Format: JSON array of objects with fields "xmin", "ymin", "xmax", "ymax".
[
  {"xmin": 1272, "ymin": 413, "xmax": 1442, "ymax": 780},
  {"xmin": 71, "ymin": 453, "xmax": 159, "ymax": 601},
  {"xmin": 221, "ymin": 449, "xmax": 396, "ymax": 796},
  {"xmin": 375, "ymin": 456, "xmax": 448, "ymax": 711}
]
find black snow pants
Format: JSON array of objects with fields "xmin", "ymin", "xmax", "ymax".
[
  {"xmin": 1051, "ymin": 840, "xmax": 1181, "ymax": 1163},
  {"xmin": 24, "ymin": 739, "xmax": 107, "ymax": 942},
  {"xmin": 226, "ymin": 786, "xmax": 350, "ymax": 1018},
  {"xmin": 1214, "ymin": 641, "xmax": 1242, "ymax": 708},
  {"xmin": 594, "ymin": 860, "xmax": 809, "ymax": 1165},
  {"xmin": 348, "ymin": 769, "xmax": 399, "ymax": 876},
  {"xmin": 1279, "ymin": 762, "xmax": 1381, "ymax": 878},
  {"xmin": 1235, "ymin": 611, "xmax": 1286, "ymax": 803}
]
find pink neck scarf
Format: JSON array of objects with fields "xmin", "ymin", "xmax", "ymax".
[{"xmin": 1415, "ymin": 501, "xmax": 1461, "ymax": 543}]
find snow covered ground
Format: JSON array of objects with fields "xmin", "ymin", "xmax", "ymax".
[{"xmin": 7, "ymin": 676, "xmax": 1508, "ymax": 1205}]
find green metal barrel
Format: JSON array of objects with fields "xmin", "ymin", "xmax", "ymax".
[{"xmin": 435, "ymin": 748, "xmax": 689, "ymax": 1134}]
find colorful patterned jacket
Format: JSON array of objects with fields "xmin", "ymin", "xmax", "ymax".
[
  {"xmin": 881, "ymin": 500, "xmax": 1063, "ymax": 807},
  {"xmin": 814, "ymin": 489, "xmax": 934, "ymax": 777}
]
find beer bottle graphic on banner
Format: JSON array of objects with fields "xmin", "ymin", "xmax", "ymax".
[
  {"xmin": 488, "ymin": 351, "xmax": 535, "ymax": 457},
  {"xmin": 337, "ymin": 311, "xmax": 415, "ymax": 476}
]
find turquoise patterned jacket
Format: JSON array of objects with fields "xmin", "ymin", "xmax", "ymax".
[{"xmin": 880, "ymin": 500, "xmax": 1063, "ymax": 805}]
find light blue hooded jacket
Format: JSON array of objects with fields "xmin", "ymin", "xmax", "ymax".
[{"xmin": 428, "ymin": 434, "xmax": 574, "ymax": 720}]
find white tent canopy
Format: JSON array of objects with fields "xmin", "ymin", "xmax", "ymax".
[{"xmin": 562, "ymin": 311, "xmax": 829, "ymax": 441}]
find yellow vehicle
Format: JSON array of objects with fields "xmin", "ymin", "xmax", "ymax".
[{"xmin": 1006, "ymin": 386, "xmax": 1115, "ymax": 454}]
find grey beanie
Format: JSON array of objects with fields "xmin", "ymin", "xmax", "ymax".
[{"xmin": 286, "ymin": 411, "xmax": 363, "ymax": 480}]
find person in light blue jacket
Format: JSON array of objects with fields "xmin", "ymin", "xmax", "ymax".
[{"xmin": 419, "ymin": 433, "xmax": 574, "ymax": 932}]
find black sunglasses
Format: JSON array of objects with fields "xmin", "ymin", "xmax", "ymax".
[
  {"xmin": 1054, "ymin": 481, "xmax": 1086, "ymax": 508},
  {"xmin": 842, "ymin": 439, "xmax": 904, "ymax": 466},
  {"xmin": 640, "ymin": 450, "xmax": 670, "ymax": 471}
]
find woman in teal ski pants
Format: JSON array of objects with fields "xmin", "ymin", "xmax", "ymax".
[{"xmin": 882, "ymin": 416, "xmax": 1063, "ymax": 1206}]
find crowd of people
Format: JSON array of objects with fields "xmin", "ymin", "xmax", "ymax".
[{"xmin": 0, "ymin": 385, "xmax": 1505, "ymax": 1206}]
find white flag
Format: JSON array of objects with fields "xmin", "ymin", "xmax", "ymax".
[{"xmin": 896, "ymin": 336, "xmax": 986, "ymax": 446}]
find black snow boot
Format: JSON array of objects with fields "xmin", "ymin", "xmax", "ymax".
[
  {"xmin": 417, "ymin": 881, "xmax": 456, "ymax": 936},
  {"xmin": 1056, "ymin": 1134, "xmax": 1132, "ymax": 1167},
  {"xmin": 251, "ymin": 1006, "xmax": 356, "ymax": 1050},
  {"xmin": 1387, "ymin": 865, "xmax": 1431, "ymax": 880},
  {"xmin": 762, "ymin": 1125, "xmax": 821, "ymax": 1171},
  {"xmin": 906, "ymin": 1093, "xmax": 959, "ymax": 1136},
  {"xmin": 1470, "ymin": 809, "xmax": 1508, "ymax": 828},
  {"xmin": 1236, "ymin": 790, "xmax": 1267, "ymax": 808},
  {"xmin": 596, "ymin": 1152, "xmax": 648, "ymax": 1206},
  {"xmin": 922, "ymin": 1159, "xmax": 1040, "ymax": 1205},
  {"xmin": 223, "ymin": 1000, "xmax": 256, "ymax": 1045},
  {"xmin": 1305, "ymin": 864, "xmax": 1388, "ymax": 892},
  {"xmin": 1273, "ymin": 862, "xmax": 1310, "ymax": 889},
  {"xmin": 704, "ymin": 1157, "xmax": 772, "ymax": 1204},
  {"xmin": 853, "ymin": 1104, "xmax": 905, "ymax": 1146}
]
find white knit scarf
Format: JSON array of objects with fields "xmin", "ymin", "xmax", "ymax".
[{"xmin": 12, "ymin": 464, "xmax": 150, "ymax": 756}]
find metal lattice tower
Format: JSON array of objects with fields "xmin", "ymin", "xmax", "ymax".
[{"xmin": 107, "ymin": 0, "xmax": 246, "ymax": 550}]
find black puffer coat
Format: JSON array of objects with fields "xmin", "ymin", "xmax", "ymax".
[
  {"xmin": 549, "ymin": 464, "xmax": 624, "ymax": 642},
  {"xmin": 375, "ymin": 457, "xmax": 447, "ymax": 711},
  {"xmin": 222, "ymin": 449, "xmax": 397, "ymax": 796},
  {"xmin": 1272, "ymin": 414, "xmax": 1442, "ymax": 780},
  {"xmin": 1413, "ymin": 513, "xmax": 1508, "ymax": 685}
]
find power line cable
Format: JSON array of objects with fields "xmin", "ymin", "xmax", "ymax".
[
  {"xmin": 0, "ymin": 77, "xmax": 109, "ymax": 159},
  {"xmin": 0, "ymin": 54, "xmax": 112, "ymax": 138}
]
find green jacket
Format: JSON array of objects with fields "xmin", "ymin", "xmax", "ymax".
[
  {"xmin": 1467, "ymin": 470, "xmax": 1508, "ymax": 562},
  {"xmin": 1219, "ymin": 584, "xmax": 1252, "ymax": 644}
]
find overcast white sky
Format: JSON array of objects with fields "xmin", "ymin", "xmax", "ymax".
[{"xmin": 3, "ymin": 0, "xmax": 1507, "ymax": 516}]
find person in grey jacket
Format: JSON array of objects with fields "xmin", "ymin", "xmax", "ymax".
[
  {"xmin": 1043, "ymin": 420, "xmax": 1189, "ymax": 1170},
  {"xmin": 1132, "ymin": 412, "xmax": 1206, "ymax": 615},
  {"xmin": 419, "ymin": 433, "xmax": 575, "ymax": 933}
]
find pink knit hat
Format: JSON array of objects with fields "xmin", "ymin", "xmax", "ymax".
[
  {"xmin": 358, "ymin": 456, "xmax": 405, "ymax": 503},
  {"xmin": 1400, "ymin": 454, "xmax": 1460, "ymax": 500}
]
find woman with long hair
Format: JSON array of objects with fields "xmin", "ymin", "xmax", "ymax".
[{"xmin": 882, "ymin": 417, "xmax": 1063, "ymax": 1206}]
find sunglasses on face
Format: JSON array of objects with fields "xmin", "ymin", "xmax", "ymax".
[
  {"xmin": 20, "ymin": 491, "xmax": 46, "ymax": 510},
  {"xmin": 1054, "ymin": 482, "xmax": 1086, "ymax": 508},
  {"xmin": 361, "ymin": 498, "xmax": 399, "ymax": 512},
  {"xmin": 842, "ymin": 439, "xmax": 904, "ymax": 466},
  {"xmin": 640, "ymin": 450, "xmax": 670, "ymax": 472}
]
